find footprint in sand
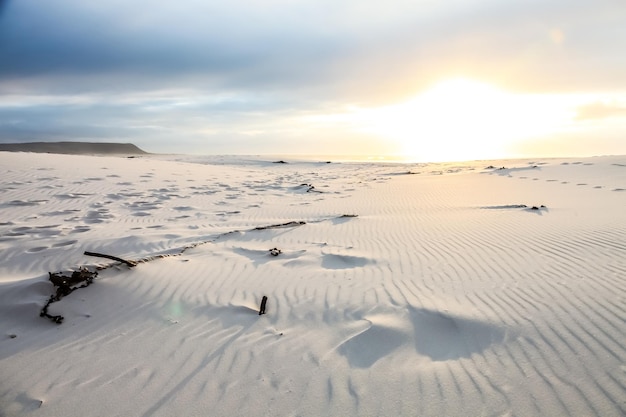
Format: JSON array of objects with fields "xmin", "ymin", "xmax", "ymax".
[
  {"xmin": 132, "ymin": 211, "xmax": 152, "ymax": 217},
  {"xmin": 216, "ymin": 211, "xmax": 241, "ymax": 217},
  {"xmin": 126, "ymin": 201, "xmax": 162, "ymax": 211},
  {"xmin": 409, "ymin": 308, "xmax": 507, "ymax": 361},
  {"xmin": 338, "ymin": 308, "xmax": 507, "ymax": 368},
  {"xmin": 35, "ymin": 225, "xmax": 62, "ymax": 237},
  {"xmin": 171, "ymin": 215, "xmax": 191, "ymax": 220},
  {"xmin": 6, "ymin": 199, "xmax": 48, "ymax": 206},
  {"xmin": 339, "ymin": 315, "xmax": 410, "ymax": 368},
  {"xmin": 5, "ymin": 393, "xmax": 43, "ymax": 414},
  {"xmin": 53, "ymin": 240, "xmax": 78, "ymax": 247},
  {"xmin": 42, "ymin": 209, "xmax": 81, "ymax": 217},
  {"xmin": 84, "ymin": 209, "xmax": 114, "ymax": 224},
  {"xmin": 55, "ymin": 193, "xmax": 93, "ymax": 200},
  {"xmin": 27, "ymin": 246, "xmax": 48, "ymax": 253},
  {"xmin": 321, "ymin": 253, "xmax": 371, "ymax": 270}
]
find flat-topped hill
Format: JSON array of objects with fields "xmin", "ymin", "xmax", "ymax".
[{"xmin": 0, "ymin": 141, "xmax": 148, "ymax": 155}]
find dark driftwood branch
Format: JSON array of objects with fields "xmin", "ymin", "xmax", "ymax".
[
  {"xmin": 36, "ymin": 219, "xmax": 320, "ymax": 324},
  {"xmin": 259, "ymin": 296, "xmax": 268, "ymax": 315},
  {"xmin": 300, "ymin": 183, "xmax": 322, "ymax": 193},
  {"xmin": 254, "ymin": 221, "xmax": 305, "ymax": 231},
  {"xmin": 40, "ymin": 269, "xmax": 98, "ymax": 324},
  {"xmin": 84, "ymin": 251, "xmax": 137, "ymax": 267}
]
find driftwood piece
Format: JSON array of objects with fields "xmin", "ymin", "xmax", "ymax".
[
  {"xmin": 41, "ymin": 269, "xmax": 98, "ymax": 324},
  {"xmin": 300, "ymin": 183, "xmax": 322, "ymax": 193},
  {"xmin": 84, "ymin": 251, "xmax": 137, "ymax": 267},
  {"xmin": 37, "ymin": 220, "xmax": 314, "ymax": 324},
  {"xmin": 254, "ymin": 221, "xmax": 305, "ymax": 231},
  {"xmin": 259, "ymin": 296, "xmax": 268, "ymax": 315}
]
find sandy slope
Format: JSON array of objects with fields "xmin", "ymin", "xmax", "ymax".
[{"xmin": 0, "ymin": 152, "xmax": 624, "ymax": 416}]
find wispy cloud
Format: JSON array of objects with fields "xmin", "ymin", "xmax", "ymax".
[{"xmin": 576, "ymin": 101, "xmax": 626, "ymax": 121}]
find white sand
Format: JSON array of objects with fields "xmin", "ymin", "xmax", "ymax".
[{"xmin": 0, "ymin": 151, "xmax": 624, "ymax": 417}]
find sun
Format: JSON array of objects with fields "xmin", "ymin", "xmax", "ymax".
[{"xmin": 355, "ymin": 78, "xmax": 573, "ymax": 162}]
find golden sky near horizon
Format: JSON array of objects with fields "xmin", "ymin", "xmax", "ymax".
[
  {"xmin": 1, "ymin": 0, "xmax": 625, "ymax": 161},
  {"xmin": 304, "ymin": 78, "xmax": 626, "ymax": 161}
]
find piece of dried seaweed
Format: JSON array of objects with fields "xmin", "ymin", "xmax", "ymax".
[{"xmin": 40, "ymin": 268, "xmax": 97, "ymax": 324}]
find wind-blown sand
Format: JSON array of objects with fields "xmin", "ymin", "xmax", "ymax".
[{"xmin": 0, "ymin": 151, "xmax": 624, "ymax": 417}]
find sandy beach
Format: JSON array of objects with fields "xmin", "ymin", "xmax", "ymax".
[{"xmin": 0, "ymin": 150, "xmax": 624, "ymax": 416}]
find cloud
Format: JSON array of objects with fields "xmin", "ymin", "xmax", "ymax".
[
  {"xmin": 0, "ymin": 1, "xmax": 360, "ymax": 94},
  {"xmin": 1, "ymin": 0, "xmax": 625, "ymax": 156},
  {"xmin": 576, "ymin": 101, "xmax": 626, "ymax": 121},
  {"xmin": 510, "ymin": 125, "xmax": 626, "ymax": 158},
  {"xmin": 0, "ymin": 90, "xmax": 364, "ymax": 153},
  {"xmin": 2, "ymin": 0, "xmax": 625, "ymax": 98}
]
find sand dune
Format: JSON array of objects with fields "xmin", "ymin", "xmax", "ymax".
[{"xmin": 0, "ymin": 151, "xmax": 624, "ymax": 416}]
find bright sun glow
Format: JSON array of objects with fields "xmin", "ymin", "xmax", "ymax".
[{"xmin": 354, "ymin": 78, "xmax": 576, "ymax": 162}]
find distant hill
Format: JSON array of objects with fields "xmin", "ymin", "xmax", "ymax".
[{"xmin": 0, "ymin": 142, "xmax": 149, "ymax": 155}]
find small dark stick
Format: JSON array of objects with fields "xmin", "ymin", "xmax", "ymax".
[
  {"xmin": 259, "ymin": 296, "xmax": 268, "ymax": 315},
  {"xmin": 84, "ymin": 251, "xmax": 136, "ymax": 267}
]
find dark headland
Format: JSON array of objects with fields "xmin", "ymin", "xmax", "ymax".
[{"xmin": 0, "ymin": 141, "xmax": 148, "ymax": 155}]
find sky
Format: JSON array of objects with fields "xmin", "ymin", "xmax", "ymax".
[{"xmin": 1, "ymin": 0, "xmax": 625, "ymax": 161}]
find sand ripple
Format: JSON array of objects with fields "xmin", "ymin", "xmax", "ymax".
[{"xmin": 0, "ymin": 153, "xmax": 624, "ymax": 417}]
